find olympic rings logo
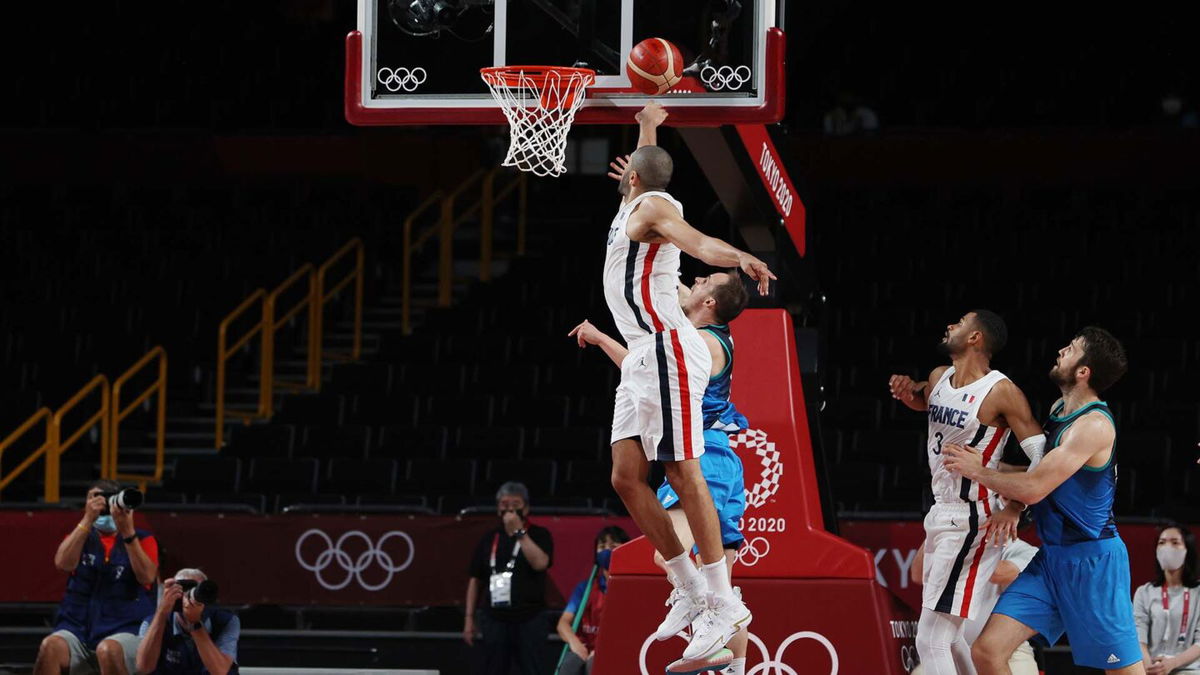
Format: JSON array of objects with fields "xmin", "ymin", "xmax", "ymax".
[
  {"xmin": 294, "ymin": 529, "xmax": 415, "ymax": 591},
  {"xmin": 639, "ymin": 629, "xmax": 839, "ymax": 675},
  {"xmin": 736, "ymin": 536, "xmax": 771, "ymax": 567},
  {"xmin": 376, "ymin": 67, "xmax": 428, "ymax": 93},
  {"xmin": 731, "ymin": 429, "xmax": 783, "ymax": 510},
  {"xmin": 701, "ymin": 65, "xmax": 752, "ymax": 92}
]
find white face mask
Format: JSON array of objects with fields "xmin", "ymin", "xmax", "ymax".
[{"xmin": 1157, "ymin": 546, "xmax": 1186, "ymax": 572}]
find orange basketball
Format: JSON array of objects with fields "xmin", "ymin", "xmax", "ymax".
[{"xmin": 626, "ymin": 38, "xmax": 685, "ymax": 95}]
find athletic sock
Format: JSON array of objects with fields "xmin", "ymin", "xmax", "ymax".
[
  {"xmin": 665, "ymin": 552, "xmax": 705, "ymax": 593},
  {"xmin": 700, "ymin": 559, "xmax": 735, "ymax": 601},
  {"xmin": 724, "ymin": 657, "xmax": 746, "ymax": 675}
]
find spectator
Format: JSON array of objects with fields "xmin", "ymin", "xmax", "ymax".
[
  {"xmin": 464, "ymin": 481, "xmax": 555, "ymax": 675},
  {"xmin": 1133, "ymin": 522, "xmax": 1200, "ymax": 674},
  {"xmin": 556, "ymin": 526, "xmax": 630, "ymax": 675},
  {"xmin": 136, "ymin": 568, "xmax": 239, "ymax": 675},
  {"xmin": 35, "ymin": 480, "xmax": 158, "ymax": 675}
]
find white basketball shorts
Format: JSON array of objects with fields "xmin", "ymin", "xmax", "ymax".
[
  {"xmin": 922, "ymin": 499, "xmax": 1004, "ymax": 621},
  {"xmin": 611, "ymin": 326, "xmax": 710, "ymax": 462}
]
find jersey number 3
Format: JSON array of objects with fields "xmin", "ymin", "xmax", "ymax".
[{"xmin": 933, "ymin": 432, "xmax": 944, "ymax": 455}]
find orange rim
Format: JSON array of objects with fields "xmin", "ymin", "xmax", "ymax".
[{"xmin": 480, "ymin": 66, "xmax": 596, "ymax": 88}]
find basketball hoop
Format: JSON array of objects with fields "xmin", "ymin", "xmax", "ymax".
[{"xmin": 480, "ymin": 66, "xmax": 596, "ymax": 177}]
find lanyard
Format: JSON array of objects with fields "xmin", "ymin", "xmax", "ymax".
[
  {"xmin": 1161, "ymin": 586, "xmax": 1191, "ymax": 645},
  {"xmin": 489, "ymin": 533, "xmax": 522, "ymax": 574}
]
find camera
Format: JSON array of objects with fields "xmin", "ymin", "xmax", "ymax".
[
  {"xmin": 100, "ymin": 488, "xmax": 143, "ymax": 514},
  {"xmin": 173, "ymin": 579, "xmax": 219, "ymax": 613}
]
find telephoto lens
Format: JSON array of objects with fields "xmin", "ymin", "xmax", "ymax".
[
  {"xmin": 105, "ymin": 488, "xmax": 143, "ymax": 513},
  {"xmin": 174, "ymin": 579, "xmax": 219, "ymax": 613}
]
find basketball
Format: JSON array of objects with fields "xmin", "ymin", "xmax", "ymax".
[{"xmin": 626, "ymin": 37, "xmax": 685, "ymax": 95}]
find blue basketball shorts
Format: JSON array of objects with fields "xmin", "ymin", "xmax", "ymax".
[
  {"xmin": 657, "ymin": 429, "xmax": 746, "ymax": 548},
  {"xmin": 992, "ymin": 536, "xmax": 1142, "ymax": 670}
]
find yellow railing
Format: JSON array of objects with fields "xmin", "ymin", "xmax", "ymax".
[
  {"xmin": 216, "ymin": 289, "xmax": 269, "ymax": 438},
  {"xmin": 111, "ymin": 347, "xmax": 167, "ymax": 490},
  {"xmin": 401, "ymin": 168, "xmax": 527, "ymax": 334},
  {"xmin": 402, "ymin": 190, "xmax": 446, "ymax": 335},
  {"xmin": 49, "ymin": 375, "xmax": 110, "ymax": 503},
  {"xmin": 314, "ymin": 237, "xmax": 365, "ymax": 381},
  {"xmin": 264, "ymin": 263, "xmax": 318, "ymax": 412},
  {"xmin": 0, "ymin": 408, "xmax": 53, "ymax": 500},
  {"xmin": 215, "ymin": 239, "xmax": 365, "ymax": 445}
]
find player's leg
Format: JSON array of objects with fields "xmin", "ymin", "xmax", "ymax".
[
  {"xmin": 916, "ymin": 608, "xmax": 970, "ymax": 675},
  {"xmin": 652, "ymin": 508, "xmax": 695, "ymax": 573},
  {"xmin": 662, "ymin": 459, "xmax": 723, "ymax": 565},
  {"xmin": 972, "ymin": 614, "xmax": 1038, "ymax": 675},
  {"xmin": 722, "ymin": 550, "xmax": 749, "ymax": 675},
  {"xmin": 611, "ymin": 438, "xmax": 686, "ymax": 560}
]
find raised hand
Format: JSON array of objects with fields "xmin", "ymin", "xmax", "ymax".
[
  {"xmin": 607, "ymin": 154, "xmax": 631, "ymax": 182},
  {"xmin": 738, "ymin": 254, "xmax": 777, "ymax": 295},
  {"xmin": 568, "ymin": 320, "xmax": 606, "ymax": 349},
  {"xmin": 635, "ymin": 101, "xmax": 668, "ymax": 127},
  {"xmin": 888, "ymin": 374, "xmax": 919, "ymax": 402}
]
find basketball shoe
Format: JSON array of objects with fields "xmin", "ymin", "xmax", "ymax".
[
  {"xmin": 682, "ymin": 592, "xmax": 752, "ymax": 660},
  {"xmin": 655, "ymin": 575, "xmax": 707, "ymax": 640}
]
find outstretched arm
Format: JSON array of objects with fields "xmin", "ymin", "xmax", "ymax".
[
  {"xmin": 636, "ymin": 102, "xmax": 668, "ymax": 148},
  {"xmin": 637, "ymin": 208, "xmax": 776, "ymax": 295},
  {"xmin": 943, "ymin": 413, "xmax": 1114, "ymax": 504},
  {"xmin": 888, "ymin": 366, "xmax": 948, "ymax": 412},
  {"xmin": 569, "ymin": 320, "xmax": 630, "ymax": 368}
]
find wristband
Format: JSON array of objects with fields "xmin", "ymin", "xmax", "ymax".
[
  {"xmin": 513, "ymin": 529, "xmax": 527, "ymax": 539},
  {"xmin": 77, "ymin": 523, "xmax": 91, "ymax": 534},
  {"xmin": 123, "ymin": 534, "xmax": 138, "ymax": 544}
]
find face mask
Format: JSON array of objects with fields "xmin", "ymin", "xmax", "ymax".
[
  {"xmin": 94, "ymin": 515, "xmax": 117, "ymax": 534},
  {"xmin": 595, "ymin": 548, "xmax": 613, "ymax": 570},
  {"xmin": 1158, "ymin": 546, "xmax": 1186, "ymax": 572}
]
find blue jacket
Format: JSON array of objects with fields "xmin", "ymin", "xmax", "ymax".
[
  {"xmin": 54, "ymin": 528, "xmax": 157, "ymax": 648},
  {"xmin": 139, "ymin": 608, "xmax": 240, "ymax": 675}
]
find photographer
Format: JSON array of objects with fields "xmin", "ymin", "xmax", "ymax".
[
  {"xmin": 35, "ymin": 480, "xmax": 158, "ymax": 675},
  {"xmin": 136, "ymin": 569, "xmax": 239, "ymax": 675},
  {"xmin": 465, "ymin": 481, "xmax": 554, "ymax": 675}
]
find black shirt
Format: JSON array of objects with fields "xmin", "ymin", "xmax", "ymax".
[{"xmin": 469, "ymin": 523, "xmax": 554, "ymax": 622}]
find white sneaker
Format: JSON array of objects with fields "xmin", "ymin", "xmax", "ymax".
[
  {"xmin": 682, "ymin": 593, "xmax": 752, "ymax": 660},
  {"xmin": 655, "ymin": 584, "xmax": 706, "ymax": 640}
]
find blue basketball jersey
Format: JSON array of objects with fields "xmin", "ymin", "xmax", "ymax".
[
  {"xmin": 1032, "ymin": 401, "xmax": 1119, "ymax": 546},
  {"xmin": 699, "ymin": 324, "xmax": 748, "ymax": 432}
]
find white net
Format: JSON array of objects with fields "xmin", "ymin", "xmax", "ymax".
[{"xmin": 481, "ymin": 67, "xmax": 595, "ymax": 178}]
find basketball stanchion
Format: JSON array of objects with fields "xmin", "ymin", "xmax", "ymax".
[
  {"xmin": 554, "ymin": 563, "xmax": 598, "ymax": 675},
  {"xmin": 480, "ymin": 66, "xmax": 595, "ymax": 178}
]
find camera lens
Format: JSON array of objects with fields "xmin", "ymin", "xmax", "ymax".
[{"xmin": 111, "ymin": 488, "xmax": 144, "ymax": 511}]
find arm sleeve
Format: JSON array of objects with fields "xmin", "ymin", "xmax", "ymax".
[
  {"xmin": 1132, "ymin": 584, "xmax": 1151, "ymax": 645},
  {"xmin": 214, "ymin": 615, "xmax": 240, "ymax": 662},
  {"xmin": 564, "ymin": 581, "xmax": 586, "ymax": 615},
  {"xmin": 532, "ymin": 526, "xmax": 554, "ymax": 567},
  {"xmin": 1001, "ymin": 540, "xmax": 1039, "ymax": 572}
]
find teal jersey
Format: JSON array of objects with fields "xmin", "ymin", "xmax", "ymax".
[{"xmin": 1032, "ymin": 401, "xmax": 1118, "ymax": 546}]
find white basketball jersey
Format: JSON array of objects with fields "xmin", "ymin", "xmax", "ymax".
[
  {"xmin": 927, "ymin": 367, "xmax": 1012, "ymax": 505},
  {"xmin": 602, "ymin": 191, "xmax": 694, "ymax": 343}
]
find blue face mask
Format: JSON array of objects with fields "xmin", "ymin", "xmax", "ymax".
[
  {"xmin": 595, "ymin": 548, "xmax": 613, "ymax": 570},
  {"xmin": 93, "ymin": 515, "xmax": 117, "ymax": 534}
]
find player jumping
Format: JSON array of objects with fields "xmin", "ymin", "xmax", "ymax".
[
  {"xmin": 888, "ymin": 310, "xmax": 1044, "ymax": 675},
  {"xmin": 944, "ymin": 327, "xmax": 1143, "ymax": 674},
  {"xmin": 571, "ymin": 269, "xmax": 751, "ymax": 674},
  {"xmin": 594, "ymin": 101, "xmax": 773, "ymax": 662}
]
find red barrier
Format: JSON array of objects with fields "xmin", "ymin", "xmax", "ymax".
[
  {"xmin": 593, "ymin": 310, "xmax": 919, "ymax": 675},
  {"xmin": 843, "ymin": 519, "xmax": 1195, "ymax": 615},
  {"xmin": 0, "ymin": 511, "xmax": 636, "ymax": 606}
]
